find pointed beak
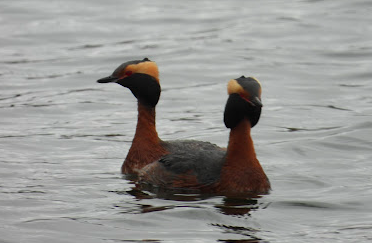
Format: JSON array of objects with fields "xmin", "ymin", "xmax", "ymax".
[
  {"xmin": 245, "ymin": 96, "xmax": 263, "ymax": 108},
  {"xmin": 245, "ymin": 96, "xmax": 262, "ymax": 128},
  {"xmin": 97, "ymin": 75, "xmax": 119, "ymax": 83},
  {"xmin": 251, "ymin": 97, "xmax": 263, "ymax": 107}
]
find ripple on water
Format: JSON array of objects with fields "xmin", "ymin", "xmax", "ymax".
[{"xmin": 1, "ymin": 0, "xmax": 372, "ymax": 242}]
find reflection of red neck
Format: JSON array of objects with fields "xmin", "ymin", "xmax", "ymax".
[
  {"xmin": 122, "ymin": 102, "xmax": 167, "ymax": 174},
  {"xmin": 219, "ymin": 118, "xmax": 270, "ymax": 193}
]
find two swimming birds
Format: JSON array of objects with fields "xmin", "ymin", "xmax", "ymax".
[{"xmin": 97, "ymin": 58, "xmax": 270, "ymax": 195}]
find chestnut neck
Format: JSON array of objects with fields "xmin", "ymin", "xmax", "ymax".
[
  {"xmin": 122, "ymin": 102, "xmax": 165, "ymax": 174},
  {"xmin": 133, "ymin": 102, "xmax": 159, "ymax": 144},
  {"xmin": 219, "ymin": 118, "xmax": 270, "ymax": 193},
  {"xmin": 225, "ymin": 118, "xmax": 257, "ymax": 165}
]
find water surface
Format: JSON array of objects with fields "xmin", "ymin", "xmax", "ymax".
[{"xmin": 1, "ymin": 0, "xmax": 372, "ymax": 242}]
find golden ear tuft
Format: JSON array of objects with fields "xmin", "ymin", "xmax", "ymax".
[
  {"xmin": 128, "ymin": 61, "xmax": 159, "ymax": 82},
  {"xmin": 227, "ymin": 79, "xmax": 244, "ymax": 95}
]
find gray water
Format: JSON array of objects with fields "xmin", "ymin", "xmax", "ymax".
[{"xmin": 1, "ymin": 0, "xmax": 372, "ymax": 242}]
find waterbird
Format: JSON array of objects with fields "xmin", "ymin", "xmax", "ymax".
[
  {"xmin": 98, "ymin": 59, "xmax": 270, "ymax": 194},
  {"xmin": 97, "ymin": 58, "xmax": 167, "ymax": 174},
  {"xmin": 97, "ymin": 58, "xmax": 220, "ymax": 175},
  {"xmin": 138, "ymin": 76, "xmax": 270, "ymax": 194}
]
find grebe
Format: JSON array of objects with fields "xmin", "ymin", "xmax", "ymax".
[
  {"xmin": 97, "ymin": 58, "xmax": 167, "ymax": 174},
  {"xmin": 97, "ymin": 58, "xmax": 221, "ymax": 176},
  {"xmin": 138, "ymin": 76, "xmax": 270, "ymax": 194}
]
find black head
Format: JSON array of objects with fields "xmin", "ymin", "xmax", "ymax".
[
  {"xmin": 97, "ymin": 58, "xmax": 161, "ymax": 107},
  {"xmin": 224, "ymin": 76, "xmax": 262, "ymax": 128}
]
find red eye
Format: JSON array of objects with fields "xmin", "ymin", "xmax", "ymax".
[{"xmin": 125, "ymin": 71, "xmax": 133, "ymax": 76}]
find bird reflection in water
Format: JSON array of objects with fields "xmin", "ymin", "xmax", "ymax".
[{"xmin": 120, "ymin": 181, "xmax": 268, "ymax": 216}]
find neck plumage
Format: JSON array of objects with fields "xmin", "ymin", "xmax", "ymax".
[
  {"xmin": 226, "ymin": 118, "xmax": 256, "ymax": 163},
  {"xmin": 122, "ymin": 102, "xmax": 167, "ymax": 174},
  {"xmin": 220, "ymin": 118, "xmax": 270, "ymax": 193},
  {"xmin": 133, "ymin": 102, "xmax": 158, "ymax": 144}
]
